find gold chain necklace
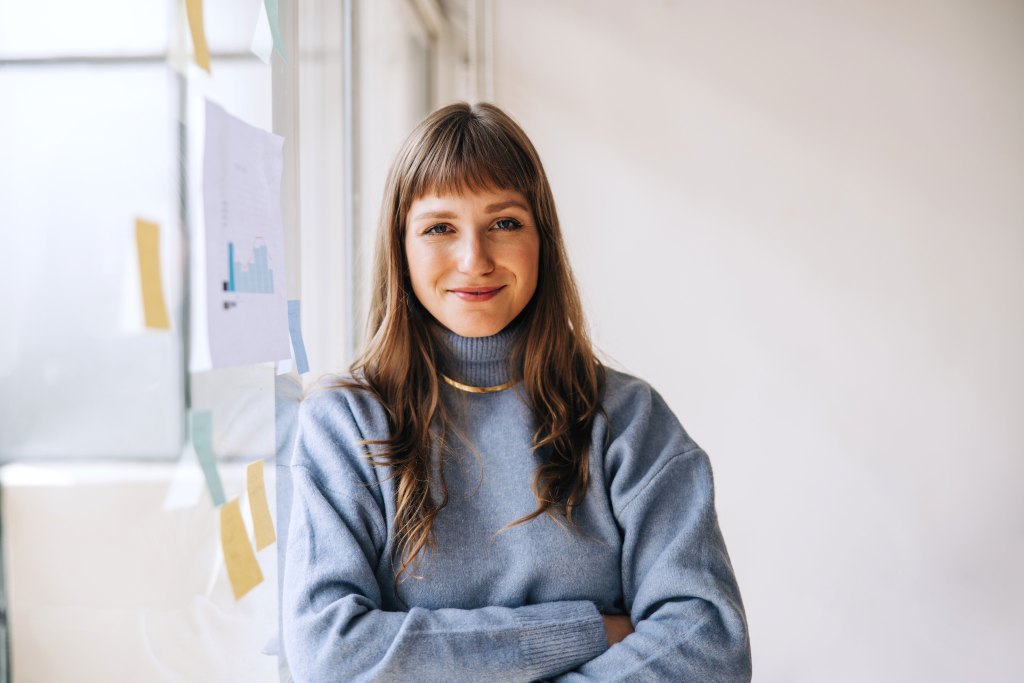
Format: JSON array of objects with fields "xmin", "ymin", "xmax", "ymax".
[{"xmin": 441, "ymin": 374, "xmax": 519, "ymax": 394}]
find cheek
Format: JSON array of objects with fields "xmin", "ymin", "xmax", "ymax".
[
  {"xmin": 518, "ymin": 239, "xmax": 541, "ymax": 291},
  {"xmin": 403, "ymin": 246, "xmax": 425, "ymax": 297},
  {"xmin": 405, "ymin": 244, "xmax": 443, "ymax": 292}
]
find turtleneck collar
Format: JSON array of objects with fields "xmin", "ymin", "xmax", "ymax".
[{"xmin": 434, "ymin": 316, "xmax": 525, "ymax": 389}]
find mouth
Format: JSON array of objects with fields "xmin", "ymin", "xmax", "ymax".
[{"xmin": 449, "ymin": 285, "xmax": 505, "ymax": 301}]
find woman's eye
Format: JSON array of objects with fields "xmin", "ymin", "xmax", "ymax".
[
  {"xmin": 424, "ymin": 224, "xmax": 451, "ymax": 235},
  {"xmin": 494, "ymin": 218, "xmax": 523, "ymax": 231}
]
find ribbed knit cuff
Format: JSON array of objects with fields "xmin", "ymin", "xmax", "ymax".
[{"xmin": 516, "ymin": 601, "xmax": 607, "ymax": 680}]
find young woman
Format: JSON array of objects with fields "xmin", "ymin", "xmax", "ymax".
[{"xmin": 282, "ymin": 102, "xmax": 751, "ymax": 681}]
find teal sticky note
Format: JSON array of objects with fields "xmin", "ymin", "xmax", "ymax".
[
  {"xmin": 264, "ymin": 0, "xmax": 285, "ymax": 60},
  {"xmin": 191, "ymin": 409, "xmax": 226, "ymax": 507},
  {"xmin": 287, "ymin": 300, "xmax": 309, "ymax": 374}
]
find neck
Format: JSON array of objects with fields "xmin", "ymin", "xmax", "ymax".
[{"xmin": 434, "ymin": 318, "xmax": 524, "ymax": 388}]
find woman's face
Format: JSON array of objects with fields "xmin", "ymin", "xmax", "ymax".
[{"xmin": 404, "ymin": 186, "xmax": 540, "ymax": 338}]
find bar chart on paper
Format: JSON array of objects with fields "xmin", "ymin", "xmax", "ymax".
[{"xmin": 224, "ymin": 239, "xmax": 275, "ymax": 295}]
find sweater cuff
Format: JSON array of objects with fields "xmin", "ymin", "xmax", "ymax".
[{"xmin": 516, "ymin": 601, "xmax": 607, "ymax": 680}]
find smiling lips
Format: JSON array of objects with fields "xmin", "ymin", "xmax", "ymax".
[{"xmin": 449, "ymin": 285, "xmax": 505, "ymax": 302}]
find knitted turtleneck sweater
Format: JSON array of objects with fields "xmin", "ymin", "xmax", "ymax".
[{"xmin": 281, "ymin": 320, "xmax": 751, "ymax": 682}]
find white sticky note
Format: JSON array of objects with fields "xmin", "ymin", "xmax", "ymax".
[{"xmin": 251, "ymin": 0, "xmax": 273, "ymax": 64}]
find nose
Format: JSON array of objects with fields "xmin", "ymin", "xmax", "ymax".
[{"xmin": 457, "ymin": 232, "xmax": 495, "ymax": 276}]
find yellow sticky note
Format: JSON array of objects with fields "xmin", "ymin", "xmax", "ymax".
[
  {"xmin": 185, "ymin": 0, "xmax": 211, "ymax": 72},
  {"xmin": 247, "ymin": 459, "xmax": 276, "ymax": 550},
  {"xmin": 134, "ymin": 219, "xmax": 171, "ymax": 330},
  {"xmin": 220, "ymin": 497, "xmax": 264, "ymax": 600}
]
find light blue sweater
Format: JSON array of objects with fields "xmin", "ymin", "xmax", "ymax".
[{"xmin": 281, "ymin": 321, "xmax": 751, "ymax": 681}]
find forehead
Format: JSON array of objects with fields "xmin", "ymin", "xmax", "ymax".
[{"xmin": 407, "ymin": 186, "xmax": 531, "ymax": 217}]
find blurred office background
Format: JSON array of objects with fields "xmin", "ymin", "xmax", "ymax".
[{"xmin": 1, "ymin": 1, "xmax": 1021, "ymax": 681}]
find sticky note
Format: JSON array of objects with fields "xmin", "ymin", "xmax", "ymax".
[
  {"xmin": 246, "ymin": 459, "xmax": 276, "ymax": 550},
  {"xmin": 190, "ymin": 410, "xmax": 226, "ymax": 507},
  {"xmin": 287, "ymin": 300, "xmax": 310, "ymax": 374},
  {"xmin": 220, "ymin": 497, "xmax": 264, "ymax": 600},
  {"xmin": 167, "ymin": 0, "xmax": 191, "ymax": 75},
  {"xmin": 135, "ymin": 219, "xmax": 171, "ymax": 330},
  {"xmin": 163, "ymin": 441, "xmax": 205, "ymax": 510},
  {"xmin": 264, "ymin": 0, "xmax": 285, "ymax": 60},
  {"xmin": 251, "ymin": 0, "xmax": 273, "ymax": 64},
  {"xmin": 185, "ymin": 0, "xmax": 211, "ymax": 72}
]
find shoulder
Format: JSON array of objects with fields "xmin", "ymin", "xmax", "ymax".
[
  {"xmin": 600, "ymin": 366, "xmax": 660, "ymax": 410},
  {"xmin": 600, "ymin": 366, "xmax": 699, "ymax": 456},
  {"xmin": 299, "ymin": 374, "xmax": 390, "ymax": 438},
  {"xmin": 597, "ymin": 366, "xmax": 705, "ymax": 512},
  {"xmin": 292, "ymin": 374, "xmax": 391, "ymax": 492}
]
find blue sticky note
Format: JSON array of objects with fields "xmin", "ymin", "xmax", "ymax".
[
  {"xmin": 264, "ymin": 0, "xmax": 285, "ymax": 60},
  {"xmin": 191, "ymin": 409, "xmax": 226, "ymax": 507},
  {"xmin": 288, "ymin": 300, "xmax": 310, "ymax": 374}
]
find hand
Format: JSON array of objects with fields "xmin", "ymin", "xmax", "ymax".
[{"xmin": 601, "ymin": 614, "xmax": 634, "ymax": 647}]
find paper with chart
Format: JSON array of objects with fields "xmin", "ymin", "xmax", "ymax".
[{"xmin": 203, "ymin": 100, "xmax": 290, "ymax": 368}]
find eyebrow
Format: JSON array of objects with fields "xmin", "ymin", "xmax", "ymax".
[
  {"xmin": 410, "ymin": 199, "xmax": 530, "ymax": 223},
  {"xmin": 484, "ymin": 199, "xmax": 530, "ymax": 214}
]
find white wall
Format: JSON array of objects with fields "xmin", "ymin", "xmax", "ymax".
[{"xmin": 492, "ymin": 1, "xmax": 1024, "ymax": 680}]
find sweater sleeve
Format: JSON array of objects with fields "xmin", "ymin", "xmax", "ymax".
[
  {"xmin": 552, "ymin": 382, "xmax": 752, "ymax": 682},
  {"xmin": 280, "ymin": 389, "xmax": 608, "ymax": 683}
]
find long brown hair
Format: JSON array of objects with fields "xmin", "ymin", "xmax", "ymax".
[{"xmin": 335, "ymin": 102, "xmax": 606, "ymax": 590}]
